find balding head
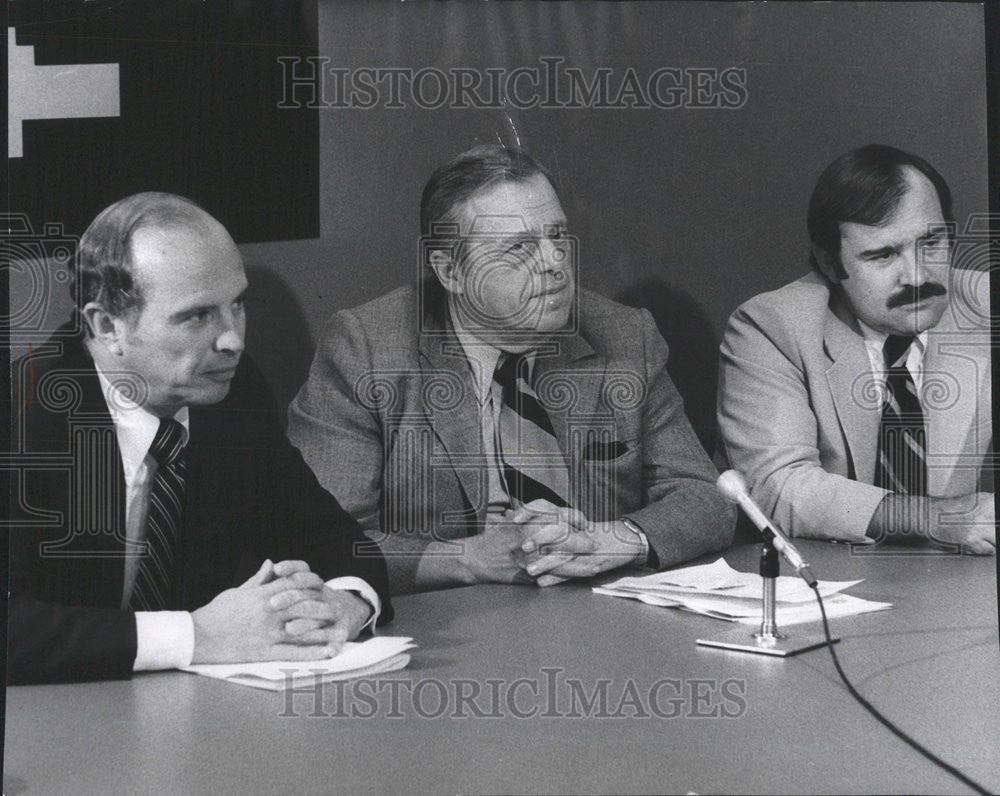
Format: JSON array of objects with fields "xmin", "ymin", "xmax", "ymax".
[{"xmin": 74, "ymin": 192, "xmax": 226, "ymax": 333}]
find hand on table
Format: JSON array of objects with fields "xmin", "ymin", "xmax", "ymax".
[
  {"xmin": 929, "ymin": 492, "xmax": 996, "ymax": 555},
  {"xmin": 190, "ymin": 559, "xmax": 368, "ymax": 664},
  {"xmin": 513, "ymin": 499, "xmax": 648, "ymax": 584},
  {"xmin": 460, "ymin": 510, "xmax": 537, "ymax": 585}
]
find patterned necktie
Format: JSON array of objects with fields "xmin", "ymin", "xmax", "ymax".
[
  {"xmin": 874, "ymin": 335, "xmax": 927, "ymax": 496},
  {"xmin": 494, "ymin": 354, "xmax": 571, "ymax": 507},
  {"xmin": 129, "ymin": 418, "xmax": 187, "ymax": 610}
]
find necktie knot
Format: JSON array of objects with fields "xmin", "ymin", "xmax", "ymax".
[
  {"xmin": 148, "ymin": 418, "xmax": 187, "ymax": 468},
  {"xmin": 494, "ymin": 353, "xmax": 529, "ymax": 392},
  {"xmin": 883, "ymin": 335, "xmax": 915, "ymax": 370}
]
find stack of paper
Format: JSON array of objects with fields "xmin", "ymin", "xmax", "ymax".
[
  {"xmin": 594, "ymin": 558, "xmax": 891, "ymax": 626},
  {"xmin": 181, "ymin": 636, "xmax": 417, "ymax": 691}
]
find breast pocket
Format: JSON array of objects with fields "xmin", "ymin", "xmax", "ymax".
[{"xmin": 571, "ymin": 426, "xmax": 641, "ymax": 522}]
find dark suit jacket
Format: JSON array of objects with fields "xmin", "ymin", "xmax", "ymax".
[
  {"xmin": 288, "ymin": 284, "xmax": 735, "ymax": 593},
  {"xmin": 8, "ymin": 326, "xmax": 392, "ymax": 684}
]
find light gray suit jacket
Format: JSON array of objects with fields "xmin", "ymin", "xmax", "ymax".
[
  {"xmin": 289, "ymin": 284, "xmax": 734, "ymax": 592},
  {"xmin": 718, "ymin": 270, "xmax": 992, "ymax": 542}
]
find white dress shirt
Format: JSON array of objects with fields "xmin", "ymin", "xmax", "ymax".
[{"xmin": 96, "ymin": 367, "xmax": 380, "ymax": 672}]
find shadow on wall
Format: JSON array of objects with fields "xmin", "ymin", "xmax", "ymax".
[
  {"xmin": 616, "ymin": 279, "xmax": 720, "ymax": 456},
  {"xmin": 244, "ymin": 264, "xmax": 315, "ymax": 420}
]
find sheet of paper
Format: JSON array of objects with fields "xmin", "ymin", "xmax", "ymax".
[
  {"xmin": 595, "ymin": 557, "xmax": 892, "ymax": 626},
  {"xmin": 602, "ymin": 558, "xmax": 861, "ymax": 603},
  {"xmin": 181, "ymin": 636, "xmax": 417, "ymax": 690}
]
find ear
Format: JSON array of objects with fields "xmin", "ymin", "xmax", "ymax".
[
  {"xmin": 811, "ymin": 244, "xmax": 843, "ymax": 283},
  {"xmin": 82, "ymin": 301, "xmax": 129, "ymax": 356},
  {"xmin": 428, "ymin": 248, "xmax": 463, "ymax": 295}
]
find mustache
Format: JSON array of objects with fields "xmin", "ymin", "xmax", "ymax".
[{"xmin": 886, "ymin": 282, "xmax": 947, "ymax": 310}]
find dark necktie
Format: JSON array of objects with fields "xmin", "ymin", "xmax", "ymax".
[
  {"xmin": 129, "ymin": 418, "xmax": 187, "ymax": 611},
  {"xmin": 874, "ymin": 335, "xmax": 927, "ymax": 496},
  {"xmin": 494, "ymin": 354, "xmax": 571, "ymax": 507}
]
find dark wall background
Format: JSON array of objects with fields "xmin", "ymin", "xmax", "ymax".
[{"xmin": 237, "ymin": 2, "xmax": 988, "ymax": 446}]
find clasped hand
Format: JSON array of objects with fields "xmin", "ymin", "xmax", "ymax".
[
  {"xmin": 467, "ymin": 499, "xmax": 646, "ymax": 587},
  {"xmin": 191, "ymin": 559, "xmax": 370, "ymax": 664}
]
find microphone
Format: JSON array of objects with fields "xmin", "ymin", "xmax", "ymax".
[{"xmin": 717, "ymin": 470, "xmax": 817, "ymax": 586}]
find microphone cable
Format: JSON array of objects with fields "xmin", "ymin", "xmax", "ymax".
[{"xmin": 810, "ymin": 584, "xmax": 991, "ymax": 796}]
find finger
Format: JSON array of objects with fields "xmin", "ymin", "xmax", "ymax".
[
  {"xmin": 964, "ymin": 539, "xmax": 996, "ymax": 555},
  {"xmin": 537, "ymin": 573, "xmax": 569, "ymax": 587},
  {"xmin": 259, "ymin": 575, "xmax": 323, "ymax": 598},
  {"xmin": 277, "ymin": 599, "xmax": 343, "ymax": 624},
  {"xmin": 284, "ymin": 618, "xmax": 324, "ymax": 636},
  {"xmin": 268, "ymin": 588, "xmax": 326, "ymax": 610},
  {"xmin": 267, "ymin": 642, "xmax": 343, "ymax": 661},
  {"xmin": 241, "ymin": 559, "xmax": 274, "ymax": 587},
  {"xmin": 541, "ymin": 553, "xmax": 621, "ymax": 579},
  {"xmin": 522, "ymin": 523, "xmax": 589, "ymax": 554},
  {"xmin": 279, "ymin": 629, "xmax": 340, "ymax": 646},
  {"xmin": 511, "ymin": 498, "xmax": 560, "ymax": 524},
  {"xmin": 272, "ymin": 560, "xmax": 311, "ymax": 578},
  {"xmin": 525, "ymin": 551, "xmax": 577, "ymax": 577},
  {"xmin": 287, "ymin": 570, "xmax": 325, "ymax": 590},
  {"xmin": 280, "ymin": 622, "xmax": 351, "ymax": 646}
]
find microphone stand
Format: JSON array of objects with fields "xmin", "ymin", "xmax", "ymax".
[
  {"xmin": 756, "ymin": 541, "xmax": 782, "ymax": 643},
  {"xmin": 697, "ymin": 541, "xmax": 838, "ymax": 657}
]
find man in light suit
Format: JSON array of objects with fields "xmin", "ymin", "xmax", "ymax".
[
  {"xmin": 8, "ymin": 193, "xmax": 391, "ymax": 684},
  {"xmin": 289, "ymin": 144, "xmax": 734, "ymax": 592},
  {"xmin": 718, "ymin": 145, "xmax": 993, "ymax": 553}
]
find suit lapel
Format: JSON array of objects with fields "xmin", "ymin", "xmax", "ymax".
[
  {"xmin": 417, "ymin": 318, "xmax": 486, "ymax": 519},
  {"xmin": 824, "ymin": 302, "xmax": 882, "ymax": 485},
  {"xmin": 532, "ymin": 331, "xmax": 603, "ymax": 452},
  {"xmin": 921, "ymin": 306, "xmax": 984, "ymax": 494}
]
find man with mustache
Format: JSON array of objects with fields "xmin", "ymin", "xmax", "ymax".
[
  {"xmin": 9, "ymin": 193, "xmax": 391, "ymax": 683},
  {"xmin": 718, "ymin": 145, "xmax": 994, "ymax": 552},
  {"xmin": 289, "ymin": 144, "xmax": 734, "ymax": 592}
]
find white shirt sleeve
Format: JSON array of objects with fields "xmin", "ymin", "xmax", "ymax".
[
  {"xmin": 133, "ymin": 611, "xmax": 195, "ymax": 671},
  {"xmin": 326, "ymin": 576, "xmax": 381, "ymax": 632}
]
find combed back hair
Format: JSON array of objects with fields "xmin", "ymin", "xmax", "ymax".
[
  {"xmin": 419, "ymin": 143, "xmax": 556, "ymax": 238},
  {"xmin": 73, "ymin": 192, "xmax": 213, "ymax": 331},
  {"xmin": 807, "ymin": 144, "xmax": 953, "ymax": 278}
]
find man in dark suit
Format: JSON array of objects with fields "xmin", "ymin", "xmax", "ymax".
[
  {"xmin": 8, "ymin": 192, "xmax": 392, "ymax": 684},
  {"xmin": 288, "ymin": 144, "xmax": 735, "ymax": 592}
]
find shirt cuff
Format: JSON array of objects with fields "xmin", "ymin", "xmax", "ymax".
[
  {"xmin": 326, "ymin": 576, "xmax": 381, "ymax": 633},
  {"xmin": 621, "ymin": 516, "xmax": 655, "ymax": 568},
  {"xmin": 133, "ymin": 611, "xmax": 195, "ymax": 671}
]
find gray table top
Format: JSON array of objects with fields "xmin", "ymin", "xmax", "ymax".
[{"xmin": 4, "ymin": 540, "xmax": 999, "ymax": 795}]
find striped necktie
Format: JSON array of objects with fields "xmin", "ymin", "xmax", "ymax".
[
  {"xmin": 874, "ymin": 335, "xmax": 927, "ymax": 496},
  {"xmin": 129, "ymin": 418, "xmax": 187, "ymax": 611},
  {"xmin": 494, "ymin": 354, "xmax": 571, "ymax": 508}
]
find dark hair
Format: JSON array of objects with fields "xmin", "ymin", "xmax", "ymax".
[
  {"xmin": 73, "ymin": 192, "xmax": 212, "ymax": 332},
  {"xmin": 420, "ymin": 143, "xmax": 556, "ymax": 238},
  {"xmin": 807, "ymin": 145, "xmax": 953, "ymax": 278}
]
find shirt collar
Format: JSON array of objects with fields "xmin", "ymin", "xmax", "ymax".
[
  {"xmin": 95, "ymin": 366, "xmax": 189, "ymax": 481},
  {"xmin": 856, "ymin": 319, "xmax": 928, "ymax": 361},
  {"xmin": 448, "ymin": 301, "xmax": 537, "ymax": 404}
]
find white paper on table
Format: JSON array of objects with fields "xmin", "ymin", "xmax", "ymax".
[
  {"xmin": 731, "ymin": 593, "xmax": 893, "ymax": 625},
  {"xmin": 181, "ymin": 636, "xmax": 417, "ymax": 691},
  {"xmin": 594, "ymin": 558, "xmax": 892, "ymax": 625},
  {"xmin": 602, "ymin": 558, "xmax": 861, "ymax": 603}
]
